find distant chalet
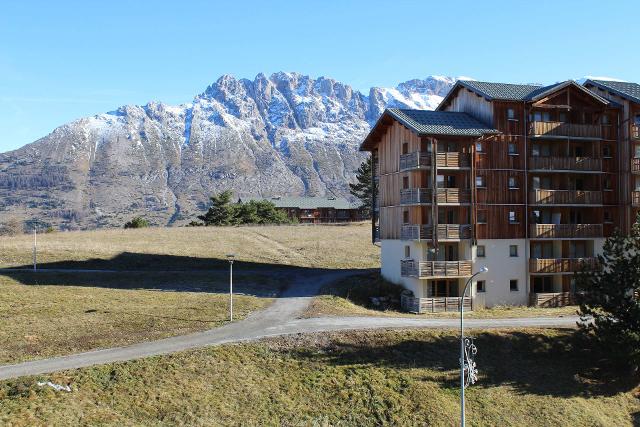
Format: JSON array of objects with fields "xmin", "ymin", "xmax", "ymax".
[{"xmin": 242, "ymin": 196, "xmax": 362, "ymax": 224}]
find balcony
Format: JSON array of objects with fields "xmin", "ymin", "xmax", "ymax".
[
  {"xmin": 530, "ymin": 224, "xmax": 603, "ymax": 239},
  {"xmin": 401, "ymin": 294, "xmax": 472, "ymax": 313},
  {"xmin": 530, "ymin": 292, "xmax": 574, "ymax": 307},
  {"xmin": 437, "ymin": 188, "xmax": 471, "ymax": 204},
  {"xmin": 400, "ymin": 188, "xmax": 432, "ymax": 205},
  {"xmin": 436, "ymin": 152, "xmax": 470, "ymax": 168},
  {"xmin": 529, "ymin": 121, "xmax": 601, "ymax": 139},
  {"xmin": 633, "ymin": 191, "xmax": 640, "ymax": 207},
  {"xmin": 401, "ymin": 259, "xmax": 473, "ymax": 278},
  {"xmin": 632, "ymin": 158, "xmax": 640, "ymax": 174},
  {"xmin": 401, "ymin": 224, "xmax": 471, "ymax": 241},
  {"xmin": 529, "ymin": 257, "xmax": 598, "ymax": 274},
  {"xmin": 632, "ymin": 125, "xmax": 640, "ymax": 139},
  {"xmin": 528, "ymin": 156, "xmax": 601, "ymax": 172},
  {"xmin": 529, "ymin": 189, "xmax": 602, "ymax": 205},
  {"xmin": 400, "ymin": 151, "xmax": 431, "ymax": 171}
]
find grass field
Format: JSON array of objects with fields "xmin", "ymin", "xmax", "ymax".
[
  {"xmin": 305, "ymin": 273, "xmax": 579, "ymax": 319},
  {"xmin": 0, "ymin": 223, "xmax": 379, "ymax": 270},
  {"xmin": 0, "ymin": 328, "xmax": 637, "ymax": 426}
]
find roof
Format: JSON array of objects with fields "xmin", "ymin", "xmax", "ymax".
[
  {"xmin": 360, "ymin": 108, "xmax": 498, "ymax": 151},
  {"xmin": 438, "ymin": 79, "xmax": 610, "ymax": 110},
  {"xmin": 243, "ymin": 196, "xmax": 358, "ymax": 210},
  {"xmin": 584, "ymin": 79, "xmax": 640, "ymax": 104}
]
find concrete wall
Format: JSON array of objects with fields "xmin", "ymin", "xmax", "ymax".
[
  {"xmin": 380, "ymin": 239, "xmax": 423, "ymax": 297},
  {"xmin": 471, "ymin": 239, "xmax": 528, "ymax": 307}
]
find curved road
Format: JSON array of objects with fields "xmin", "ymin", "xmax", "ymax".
[{"xmin": 0, "ymin": 271, "xmax": 579, "ymax": 380}]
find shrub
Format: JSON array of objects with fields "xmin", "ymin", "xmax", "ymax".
[{"xmin": 124, "ymin": 217, "xmax": 150, "ymax": 229}]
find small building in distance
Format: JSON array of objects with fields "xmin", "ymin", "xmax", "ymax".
[{"xmin": 247, "ymin": 196, "xmax": 362, "ymax": 224}]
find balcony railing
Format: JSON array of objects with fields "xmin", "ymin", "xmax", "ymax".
[
  {"xmin": 437, "ymin": 188, "xmax": 471, "ymax": 204},
  {"xmin": 529, "ymin": 257, "xmax": 598, "ymax": 274},
  {"xmin": 632, "ymin": 125, "xmax": 640, "ymax": 139},
  {"xmin": 401, "ymin": 294, "xmax": 472, "ymax": 313},
  {"xmin": 530, "ymin": 292, "xmax": 574, "ymax": 307},
  {"xmin": 529, "ymin": 189, "xmax": 602, "ymax": 205},
  {"xmin": 633, "ymin": 191, "xmax": 640, "ymax": 207},
  {"xmin": 401, "ymin": 259, "xmax": 473, "ymax": 278},
  {"xmin": 401, "ymin": 224, "xmax": 471, "ymax": 241},
  {"xmin": 632, "ymin": 158, "xmax": 640, "ymax": 174},
  {"xmin": 436, "ymin": 152, "xmax": 470, "ymax": 168},
  {"xmin": 400, "ymin": 188, "xmax": 432, "ymax": 205},
  {"xmin": 530, "ymin": 224, "xmax": 603, "ymax": 239},
  {"xmin": 529, "ymin": 121, "xmax": 601, "ymax": 139},
  {"xmin": 400, "ymin": 151, "xmax": 431, "ymax": 171},
  {"xmin": 528, "ymin": 156, "xmax": 601, "ymax": 172}
]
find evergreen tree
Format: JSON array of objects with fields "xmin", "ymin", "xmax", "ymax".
[
  {"xmin": 198, "ymin": 191, "xmax": 238, "ymax": 226},
  {"xmin": 349, "ymin": 157, "xmax": 377, "ymax": 219},
  {"xmin": 124, "ymin": 216, "xmax": 149, "ymax": 229},
  {"xmin": 575, "ymin": 215, "xmax": 640, "ymax": 374}
]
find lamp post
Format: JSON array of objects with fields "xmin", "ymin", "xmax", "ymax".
[
  {"xmin": 460, "ymin": 265, "xmax": 488, "ymax": 427},
  {"xmin": 226, "ymin": 254, "xmax": 235, "ymax": 321}
]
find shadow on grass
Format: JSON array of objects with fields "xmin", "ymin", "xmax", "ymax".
[
  {"xmin": 285, "ymin": 330, "xmax": 639, "ymax": 398},
  {"xmin": 0, "ymin": 252, "xmax": 373, "ymax": 297}
]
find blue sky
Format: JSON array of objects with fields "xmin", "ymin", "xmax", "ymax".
[{"xmin": 1, "ymin": 0, "xmax": 638, "ymax": 152}]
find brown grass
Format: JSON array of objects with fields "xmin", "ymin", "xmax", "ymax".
[{"xmin": 0, "ymin": 328, "xmax": 637, "ymax": 426}]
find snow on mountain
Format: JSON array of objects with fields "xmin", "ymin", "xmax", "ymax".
[{"xmin": 0, "ymin": 73, "xmax": 458, "ymax": 229}]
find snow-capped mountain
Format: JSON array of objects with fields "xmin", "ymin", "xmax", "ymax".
[{"xmin": 0, "ymin": 73, "xmax": 457, "ymax": 229}]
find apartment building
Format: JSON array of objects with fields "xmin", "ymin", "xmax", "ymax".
[{"xmin": 361, "ymin": 79, "xmax": 630, "ymax": 312}]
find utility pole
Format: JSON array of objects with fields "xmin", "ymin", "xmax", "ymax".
[{"xmin": 226, "ymin": 254, "xmax": 235, "ymax": 321}]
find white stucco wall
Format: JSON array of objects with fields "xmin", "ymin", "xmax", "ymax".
[
  {"xmin": 380, "ymin": 239, "xmax": 423, "ymax": 297},
  {"xmin": 471, "ymin": 239, "xmax": 529, "ymax": 307}
]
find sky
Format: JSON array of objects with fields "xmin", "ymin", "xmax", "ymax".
[{"xmin": 1, "ymin": 0, "xmax": 639, "ymax": 152}]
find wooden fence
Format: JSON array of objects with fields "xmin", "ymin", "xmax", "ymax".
[{"xmin": 401, "ymin": 293, "xmax": 472, "ymax": 313}]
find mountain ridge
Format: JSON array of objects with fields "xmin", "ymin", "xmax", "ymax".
[{"xmin": 0, "ymin": 72, "xmax": 458, "ymax": 229}]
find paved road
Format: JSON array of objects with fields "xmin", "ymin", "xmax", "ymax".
[{"xmin": 0, "ymin": 270, "xmax": 579, "ymax": 380}]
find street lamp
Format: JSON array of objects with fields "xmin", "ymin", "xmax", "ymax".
[
  {"xmin": 460, "ymin": 265, "xmax": 488, "ymax": 427},
  {"xmin": 226, "ymin": 254, "xmax": 235, "ymax": 321}
]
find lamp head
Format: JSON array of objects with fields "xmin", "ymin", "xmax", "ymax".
[
  {"xmin": 480, "ymin": 266, "xmax": 489, "ymax": 273},
  {"xmin": 226, "ymin": 254, "xmax": 235, "ymax": 262}
]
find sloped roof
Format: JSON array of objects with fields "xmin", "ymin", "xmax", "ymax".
[
  {"xmin": 584, "ymin": 79, "xmax": 640, "ymax": 104},
  {"xmin": 243, "ymin": 196, "xmax": 358, "ymax": 210}
]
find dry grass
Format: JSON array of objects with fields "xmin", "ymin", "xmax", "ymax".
[
  {"xmin": 0, "ymin": 223, "xmax": 379, "ymax": 270},
  {"xmin": 305, "ymin": 273, "xmax": 579, "ymax": 319},
  {"xmin": 0, "ymin": 273, "xmax": 281, "ymax": 364},
  {"xmin": 0, "ymin": 328, "xmax": 637, "ymax": 426}
]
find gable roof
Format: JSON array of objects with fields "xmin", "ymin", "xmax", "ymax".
[
  {"xmin": 584, "ymin": 79, "xmax": 640, "ymax": 104},
  {"xmin": 438, "ymin": 79, "xmax": 610, "ymax": 110},
  {"xmin": 360, "ymin": 108, "xmax": 498, "ymax": 151},
  {"xmin": 242, "ymin": 196, "xmax": 358, "ymax": 210}
]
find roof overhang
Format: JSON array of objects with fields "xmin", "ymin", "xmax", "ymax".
[{"xmin": 583, "ymin": 79, "xmax": 640, "ymax": 105}]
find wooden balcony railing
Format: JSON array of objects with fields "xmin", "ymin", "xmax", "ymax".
[
  {"xmin": 529, "ymin": 189, "xmax": 602, "ymax": 205},
  {"xmin": 401, "ymin": 260, "xmax": 473, "ymax": 278},
  {"xmin": 400, "ymin": 188, "xmax": 432, "ymax": 205},
  {"xmin": 436, "ymin": 152, "xmax": 470, "ymax": 168},
  {"xmin": 529, "ymin": 258, "xmax": 598, "ymax": 274},
  {"xmin": 632, "ymin": 158, "xmax": 640, "ymax": 174},
  {"xmin": 401, "ymin": 294, "xmax": 472, "ymax": 313},
  {"xmin": 399, "ymin": 151, "xmax": 431, "ymax": 171},
  {"xmin": 437, "ymin": 188, "xmax": 471, "ymax": 204},
  {"xmin": 530, "ymin": 224, "xmax": 603, "ymax": 239},
  {"xmin": 528, "ymin": 156, "xmax": 601, "ymax": 172},
  {"xmin": 373, "ymin": 225, "xmax": 380, "ymax": 242},
  {"xmin": 530, "ymin": 121, "xmax": 601, "ymax": 139},
  {"xmin": 633, "ymin": 191, "xmax": 640, "ymax": 207},
  {"xmin": 401, "ymin": 224, "xmax": 471, "ymax": 241},
  {"xmin": 632, "ymin": 125, "xmax": 640, "ymax": 139},
  {"xmin": 530, "ymin": 292, "xmax": 574, "ymax": 307}
]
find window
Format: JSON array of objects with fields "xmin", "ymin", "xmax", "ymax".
[
  {"xmin": 603, "ymin": 145, "xmax": 612, "ymax": 158},
  {"xmin": 508, "ymin": 143, "xmax": 518, "ymax": 155},
  {"xmin": 403, "ymin": 210, "xmax": 409, "ymax": 224},
  {"xmin": 509, "ymin": 211, "xmax": 518, "ymax": 224},
  {"xmin": 510, "ymin": 279, "xmax": 519, "ymax": 292},
  {"xmin": 531, "ymin": 144, "xmax": 540, "ymax": 157},
  {"xmin": 532, "ymin": 111, "xmax": 550, "ymax": 122},
  {"xmin": 509, "ymin": 245, "xmax": 518, "ymax": 257},
  {"xmin": 402, "ymin": 142, "xmax": 409, "ymax": 155},
  {"xmin": 475, "ymin": 142, "xmax": 483, "ymax": 152},
  {"xmin": 477, "ymin": 245, "xmax": 486, "ymax": 258},
  {"xmin": 559, "ymin": 112, "xmax": 567, "ymax": 122},
  {"xmin": 404, "ymin": 245, "xmax": 410, "ymax": 258},
  {"xmin": 477, "ymin": 210, "xmax": 488, "ymax": 224},
  {"xmin": 604, "ymin": 176, "xmax": 612, "ymax": 190},
  {"xmin": 477, "ymin": 280, "xmax": 486, "ymax": 293},
  {"xmin": 476, "ymin": 176, "xmax": 486, "ymax": 188},
  {"xmin": 507, "ymin": 108, "xmax": 515, "ymax": 120},
  {"xmin": 508, "ymin": 177, "xmax": 518, "ymax": 189},
  {"xmin": 601, "ymin": 114, "xmax": 609, "ymax": 125},
  {"xmin": 604, "ymin": 210, "xmax": 613, "ymax": 223},
  {"xmin": 402, "ymin": 176, "xmax": 409, "ymax": 189}
]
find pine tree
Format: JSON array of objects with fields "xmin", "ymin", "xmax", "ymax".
[
  {"xmin": 575, "ymin": 215, "xmax": 640, "ymax": 374},
  {"xmin": 198, "ymin": 190, "xmax": 238, "ymax": 226},
  {"xmin": 349, "ymin": 157, "xmax": 377, "ymax": 219}
]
